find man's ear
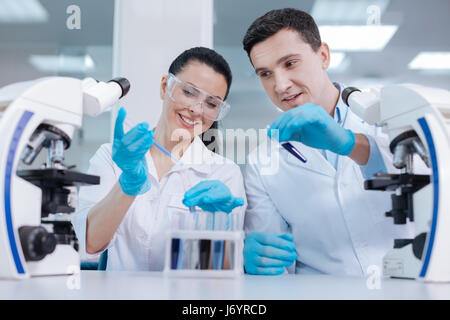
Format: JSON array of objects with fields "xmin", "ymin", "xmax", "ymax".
[
  {"xmin": 317, "ymin": 42, "xmax": 331, "ymax": 70},
  {"xmin": 160, "ymin": 75, "xmax": 168, "ymax": 100}
]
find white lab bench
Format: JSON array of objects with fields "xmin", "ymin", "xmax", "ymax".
[{"xmin": 1, "ymin": 271, "xmax": 450, "ymax": 299}]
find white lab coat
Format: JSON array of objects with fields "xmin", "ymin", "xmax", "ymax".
[
  {"xmin": 72, "ymin": 136, "xmax": 247, "ymax": 271},
  {"xmin": 244, "ymin": 106, "xmax": 415, "ymax": 276}
]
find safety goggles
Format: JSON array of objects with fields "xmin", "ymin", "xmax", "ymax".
[{"xmin": 166, "ymin": 73, "xmax": 230, "ymax": 121}]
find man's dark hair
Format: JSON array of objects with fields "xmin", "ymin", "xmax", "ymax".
[
  {"xmin": 168, "ymin": 46, "xmax": 232, "ymax": 100},
  {"xmin": 243, "ymin": 8, "xmax": 322, "ymax": 59},
  {"xmin": 168, "ymin": 47, "xmax": 232, "ymax": 153}
]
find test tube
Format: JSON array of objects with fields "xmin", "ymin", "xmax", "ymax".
[
  {"xmin": 190, "ymin": 207, "xmax": 198, "ymax": 224},
  {"xmin": 171, "ymin": 238, "xmax": 180, "ymax": 269},
  {"xmin": 199, "ymin": 239, "xmax": 211, "ymax": 269},
  {"xmin": 211, "ymin": 211, "xmax": 226, "ymax": 270},
  {"xmin": 211, "ymin": 240, "xmax": 225, "ymax": 270}
]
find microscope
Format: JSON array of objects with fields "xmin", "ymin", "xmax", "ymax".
[
  {"xmin": 343, "ymin": 84, "xmax": 450, "ymax": 282},
  {"xmin": 0, "ymin": 76, "xmax": 129, "ymax": 279}
]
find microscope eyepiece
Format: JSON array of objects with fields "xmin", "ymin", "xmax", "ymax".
[
  {"xmin": 342, "ymin": 86, "xmax": 361, "ymax": 107},
  {"xmin": 108, "ymin": 77, "xmax": 130, "ymax": 98}
]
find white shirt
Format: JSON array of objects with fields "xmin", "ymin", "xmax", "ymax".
[
  {"xmin": 244, "ymin": 92, "xmax": 415, "ymax": 276},
  {"xmin": 72, "ymin": 136, "xmax": 247, "ymax": 271}
]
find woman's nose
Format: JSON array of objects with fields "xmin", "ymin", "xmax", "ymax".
[{"xmin": 188, "ymin": 101, "xmax": 203, "ymax": 115}]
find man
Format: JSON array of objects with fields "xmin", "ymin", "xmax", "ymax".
[{"xmin": 242, "ymin": 8, "xmax": 412, "ymax": 276}]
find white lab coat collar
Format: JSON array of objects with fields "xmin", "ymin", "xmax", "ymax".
[{"xmin": 177, "ymin": 135, "xmax": 216, "ymax": 174}]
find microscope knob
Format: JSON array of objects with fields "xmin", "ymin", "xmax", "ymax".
[{"xmin": 19, "ymin": 226, "xmax": 57, "ymax": 261}]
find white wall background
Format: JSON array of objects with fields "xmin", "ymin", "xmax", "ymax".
[{"xmin": 112, "ymin": 0, "xmax": 214, "ymax": 133}]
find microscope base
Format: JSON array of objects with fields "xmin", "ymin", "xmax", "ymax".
[
  {"xmin": 26, "ymin": 244, "xmax": 80, "ymax": 276},
  {"xmin": 383, "ymin": 244, "xmax": 422, "ymax": 279}
]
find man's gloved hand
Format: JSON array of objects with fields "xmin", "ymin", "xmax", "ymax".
[
  {"xmin": 112, "ymin": 107, "xmax": 154, "ymax": 196},
  {"xmin": 268, "ymin": 103, "xmax": 355, "ymax": 155},
  {"xmin": 244, "ymin": 232, "xmax": 297, "ymax": 275},
  {"xmin": 182, "ymin": 180, "xmax": 244, "ymax": 214}
]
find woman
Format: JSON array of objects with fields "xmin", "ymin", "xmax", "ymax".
[{"xmin": 72, "ymin": 47, "xmax": 246, "ymax": 271}]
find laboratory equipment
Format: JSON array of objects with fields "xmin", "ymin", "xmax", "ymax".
[
  {"xmin": 164, "ymin": 208, "xmax": 244, "ymax": 278},
  {"xmin": 152, "ymin": 142, "xmax": 244, "ymax": 277},
  {"xmin": 152, "ymin": 140, "xmax": 198, "ymax": 217},
  {"xmin": 343, "ymin": 83, "xmax": 450, "ymax": 282},
  {"xmin": 153, "ymin": 140, "xmax": 181, "ymax": 164},
  {"xmin": 0, "ymin": 76, "xmax": 130, "ymax": 279}
]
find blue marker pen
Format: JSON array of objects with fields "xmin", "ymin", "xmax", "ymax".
[
  {"xmin": 281, "ymin": 142, "xmax": 307, "ymax": 163},
  {"xmin": 267, "ymin": 125, "xmax": 307, "ymax": 163}
]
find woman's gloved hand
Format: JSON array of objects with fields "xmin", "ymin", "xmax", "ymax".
[
  {"xmin": 182, "ymin": 180, "xmax": 244, "ymax": 214},
  {"xmin": 244, "ymin": 232, "xmax": 298, "ymax": 275},
  {"xmin": 268, "ymin": 103, "xmax": 355, "ymax": 155},
  {"xmin": 112, "ymin": 107, "xmax": 154, "ymax": 196}
]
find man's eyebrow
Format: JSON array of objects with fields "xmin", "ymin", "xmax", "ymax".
[
  {"xmin": 277, "ymin": 53, "xmax": 301, "ymax": 65},
  {"xmin": 254, "ymin": 54, "xmax": 301, "ymax": 74},
  {"xmin": 254, "ymin": 66, "xmax": 268, "ymax": 75}
]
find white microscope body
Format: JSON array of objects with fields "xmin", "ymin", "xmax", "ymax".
[
  {"xmin": 0, "ymin": 76, "xmax": 129, "ymax": 279},
  {"xmin": 343, "ymin": 84, "xmax": 450, "ymax": 282}
]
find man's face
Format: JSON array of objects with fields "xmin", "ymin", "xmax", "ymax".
[{"xmin": 250, "ymin": 28, "xmax": 330, "ymax": 112}]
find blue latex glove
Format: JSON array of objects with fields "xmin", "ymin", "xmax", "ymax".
[
  {"xmin": 182, "ymin": 180, "xmax": 244, "ymax": 214},
  {"xmin": 244, "ymin": 232, "xmax": 298, "ymax": 275},
  {"xmin": 268, "ymin": 103, "xmax": 355, "ymax": 155},
  {"xmin": 112, "ymin": 107, "xmax": 154, "ymax": 196}
]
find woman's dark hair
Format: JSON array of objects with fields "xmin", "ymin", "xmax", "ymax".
[
  {"xmin": 168, "ymin": 46, "xmax": 232, "ymax": 153},
  {"xmin": 243, "ymin": 8, "xmax": 322, "ymax": 60},
  {"xmin": 168, "ymin": 46, "xmax": 232, "ymax": 100}
]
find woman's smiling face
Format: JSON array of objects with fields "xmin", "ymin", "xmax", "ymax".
[{"xmin": 160, "ymin": 61, "xmax": 228, "ymax": 139}]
